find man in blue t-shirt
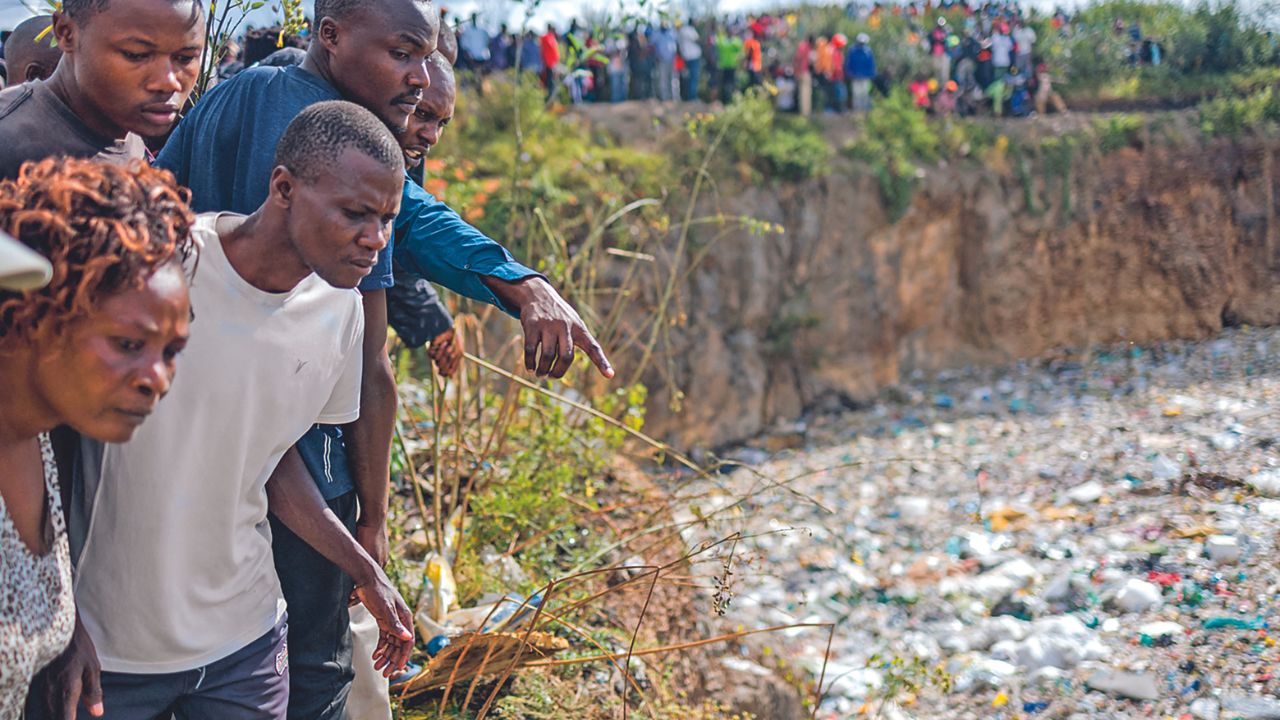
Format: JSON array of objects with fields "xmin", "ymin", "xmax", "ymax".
[{"xmin": 156, "ymin": 1, "xmax": 613, "ymax": 717}]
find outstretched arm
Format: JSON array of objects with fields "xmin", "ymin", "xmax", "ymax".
[
  {"xmin": 394, "ymin": 182, "xmax": 613, "ymax": 379},
  {"xmin": 266, "ymin": 447, "xmax": 414, "ymax": 676}
]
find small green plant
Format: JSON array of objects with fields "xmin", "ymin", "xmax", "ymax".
[
  {"xmin": 846, "ymin": 88, "xmax": 940, "ymax": 221},
  {"xmin": 193, "ymin": 0, "xmax": 307, "ymax": 100},
  {"xmin": 863, "ymin": 654, "xmax": 952, "ymax": 720},
  {"xmin": 1095, "ymin": 114, "xmax": 1145, "ymax": 153},
  {"xmin": 1041, "ymin": 133, "xmax": 1082, "ymax": 216}
]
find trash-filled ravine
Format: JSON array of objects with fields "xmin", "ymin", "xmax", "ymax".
[{"xmin": 679, "ymin": 326, "xmax": 1280, "ymax": 719}]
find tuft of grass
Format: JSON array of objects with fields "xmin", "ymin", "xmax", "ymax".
[{"xmin": 1094, "ymin": 114, "xmax": 1145, "ymax": 153}]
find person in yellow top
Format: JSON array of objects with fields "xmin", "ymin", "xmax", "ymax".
[{"xmin": 743, "ymin": 31, "xmax": 763, "ymax": 86}]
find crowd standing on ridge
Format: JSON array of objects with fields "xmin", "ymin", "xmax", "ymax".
[
  {"xmin": 0, "ymin": 0, "xmax": 613, "ymax": 719},
  {"xmin": 431, "ymin": 1, "xmax": 1132, "ymax": 118}
]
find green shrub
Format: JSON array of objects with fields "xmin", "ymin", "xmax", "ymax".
[
  {"xmin": 693, "ymin": 88, "xmax": 832, "ymax": 181},
  {"xmin": 846, "ymin": 88, "xmax": 939, "ymax": 220},
  {"xmin": 1040, "ymin": 133, "xmax": 1083, "ymax": 215},
  {"xmin": 433, "ymin": 76, "xmax": 672, "ymax": 265},
  {"xmin": 761, "ymin": 116, "xmax": 833, "ymax": 180},
  {"xmin": 1199, "ymin": 87, "xmax": 1280, "ymax": 137}
]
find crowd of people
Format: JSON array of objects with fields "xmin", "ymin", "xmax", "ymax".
[
  {"xmin": 440, "ymin": 1, "xmax": 1083, "ymax": 118},
  {"xmin": 0, "ymin": 0, "xmax": 613, "ymax": 719}
]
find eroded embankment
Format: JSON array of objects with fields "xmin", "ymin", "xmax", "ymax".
[{"xmin": 623, "ymin": 136, "xmax": 1280, "ymax": 448}]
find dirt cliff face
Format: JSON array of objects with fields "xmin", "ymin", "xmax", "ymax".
[{"xmin": 635, "ymin": 139, "xmax": 1280, "ymax": 449}]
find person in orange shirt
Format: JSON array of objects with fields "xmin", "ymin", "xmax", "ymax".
[
  {"xmin": 826, "ymin": 34, "xmax": 848, "ymax": 111},
  {"xmin": 743, "ymin": 31, "xmax": 763, "ymax": 86},
  {"xmin": 813, "ymin": 35, "xmax": 831, "ymax": 110}
]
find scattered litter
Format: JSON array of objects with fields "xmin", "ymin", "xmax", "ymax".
[
  {"xmin": 1205, "ymin": 535, "xmax": 1242, "ymax": 564},
  {"xmin": 1113, "ymin": 578, "xmax": 1163, "ymax": 613},
  {"xmin": 678, "ymin": 328, "xmax": 1280, "ymax": 719},
  {"xmin": 1086, "ymin": 668, "xmax": 1161, "ymax": 701}
]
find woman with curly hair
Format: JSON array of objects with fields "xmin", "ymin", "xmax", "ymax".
[{"xmin": 0, "ymin": 157, "xmax": 195, "ymax": 716}]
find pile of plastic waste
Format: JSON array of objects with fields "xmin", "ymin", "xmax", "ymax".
[{"xmin": 680, "ymin": 328, "xmax": 1280, "ymax": 719}]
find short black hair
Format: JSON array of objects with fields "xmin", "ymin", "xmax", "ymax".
[
  {"xmin": 59, "ymin": 0, "xmax": 109, "ymax": 20},
  {"xmin": 61, "ymin": 0, "xmax": 200, "ymax": 23},
  {"xmin": 274, "ymin": 101, "xmax": 404, "ymax": 183},
  {"xmin": 315, "ymin": 0, "xmax": 434, "ymax": 23}
]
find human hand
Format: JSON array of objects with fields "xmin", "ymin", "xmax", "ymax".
[
  {"xmin": 427, "ymin": 327, "xmax": 463, "ymax": 377},
  {"xmin": 45, "ymin": 617, "xmax": 103, "ymax": 719},
  {"xmin": 513, "ymin": 278, "xmax": 613, "ymax": 379},
  {"xmin": 353, "ymin": 565, "xmax": 415, "ymax": 677}
]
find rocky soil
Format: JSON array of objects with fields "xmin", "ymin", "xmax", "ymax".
[{"xmin": 678, "ymin": 326, "xmax": 1280, "ymax": 719}]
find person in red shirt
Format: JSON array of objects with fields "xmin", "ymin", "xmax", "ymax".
[
  {"xmin": 909, "ymin": 77, "xmax": 932, "ymax": 108},
  {"xmin": 539, "ymin": 24, "xmax": 561, "ymax": 96}
]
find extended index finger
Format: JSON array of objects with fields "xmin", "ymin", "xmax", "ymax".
[{"xmin": 574, "ymin": 325, "xmax": 614, "ymax": 379}]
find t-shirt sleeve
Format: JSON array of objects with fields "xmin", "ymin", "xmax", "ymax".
[
  {"xmin": 392, "ymin": 180, "xmax": 541, "ymax": 317},
  {"xmin": 317, "ymin": 297, "xmax": 364, "ymax": 424}
]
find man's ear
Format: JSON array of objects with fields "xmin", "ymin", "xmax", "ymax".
[
  {"xmin": 24, "ymin": 63, "xmax": 48, "ymax": 83},
  {"xmin": 51, "ymin": 12, "xmax": 77, "ymax": 54},
  {"xmin": 269, "ymin": 166, "xmax": 296, "ymax": 209},
  {"xmin": 316, "ymin": 16, "xmax": 341, "ymax": 53}
]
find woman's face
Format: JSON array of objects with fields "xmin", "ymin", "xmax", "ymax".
[{"xmin": 34, "ymin": 262, "xmax": 191, "ymax": 443}]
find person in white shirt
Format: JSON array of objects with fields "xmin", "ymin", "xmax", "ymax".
[
  {"xmin": 53, "ymin": 101, "xmax": 415, "ymax": 720},
  {"xmin": 458, "ymin": 13, "xmax": 491, "ymax": 70},
  {"xmin": 1012, "ymin": 21, "xmax": 1037, "ymax": 76},
  {"xmin": 991, "ymin": 28, "xmax": 1014, "ymax": 78},
  {"xmin": 677, "ymin": 21, "xmax": 702, "ymax": 101}
]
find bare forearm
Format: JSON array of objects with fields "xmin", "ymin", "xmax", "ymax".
[
  {"xmin": 348, "ymin": 352, "xmax": 395, "ymax": 525},
  {"xmin": 480, "ymin": 273, "xmax": 548, "ymax": 312},
  {"xmin": 266, "ymin": 448, "xmax": 376, "ymax": 586},
  {"xmin": 349, "ymin": 291, "xmax": 395, "ymax": 526}
]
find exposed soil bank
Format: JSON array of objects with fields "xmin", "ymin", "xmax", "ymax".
[{"xmin": 620, "ymin": 136, "xmax": 1280, "ymax": 448}]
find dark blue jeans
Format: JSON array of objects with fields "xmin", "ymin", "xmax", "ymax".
[
  {"xmin": 268, "ymin": 491, "xmax": 358, "ymax": 720},
  {"xmin": 684, "ymin": 58, "xmax": 701, "ymax": 101},
  {"xmin": 58, "ymin": 616, "xmax": 289, "ymax": 720},
  {"xmin": 28, "ymin": 619, "xmax": 289, "ymax": 720}
]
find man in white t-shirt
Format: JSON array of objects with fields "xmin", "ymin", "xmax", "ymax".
[
  {"xmin": 62, "ymin": 101, "xmax": 414, "ymax": 720},
  {"xmin": 991, "ymin": 28, "xmax": 1014, "ymax": 78},
  {"xmin": 677, "ymin": 21, "xmax": 702, "ymax": 101},
  {"xmin": 1012, "ymin": 21, "xmax": 1037, "ymax": 75}
]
